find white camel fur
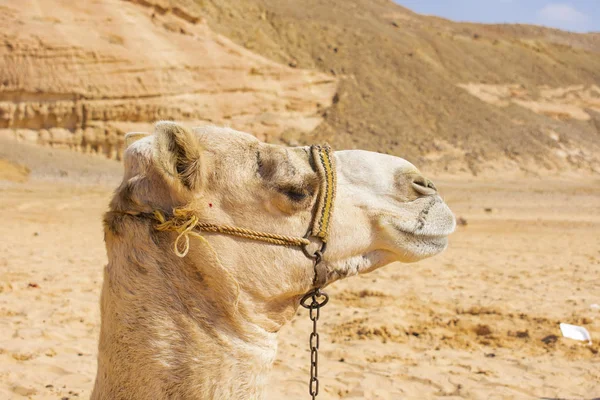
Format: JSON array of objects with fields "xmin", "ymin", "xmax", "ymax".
[{"xmin": 91, "ymin": 122, "xmax": 455, "ymax": 399}]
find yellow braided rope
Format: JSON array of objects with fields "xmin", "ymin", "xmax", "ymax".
[
  {"xmin": 193, "ymin": 224, "xmax": 310, "ymax": 247},
  {"xmin": 153, "ymin": 209, "xmax": 310, "ymax": 258},
  {"xmin": 310, "ymin": 144, "xmax": 336, "ymax": 242}
]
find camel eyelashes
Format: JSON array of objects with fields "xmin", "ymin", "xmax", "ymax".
[
  {"xmin": 275, "ymin": 183, "xmax": 313, "ymax": 202},
  {"xmin": 283, "ymin": 188, "xmax": 309, "ymax": 202}
]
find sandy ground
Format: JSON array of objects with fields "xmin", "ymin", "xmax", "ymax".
[{"xmin": 1, "ymin": 145, "xmax": 599, "ymax": 399}]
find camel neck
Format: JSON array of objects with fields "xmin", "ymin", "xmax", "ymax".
[{"xmin": 92, "ymin": 224, "xmax": 279, "ymax": 400}]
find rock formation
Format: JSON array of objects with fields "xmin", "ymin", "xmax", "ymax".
[{"xmin": 0, "ymin": 0, "xmax": 336, "ymax": 159}]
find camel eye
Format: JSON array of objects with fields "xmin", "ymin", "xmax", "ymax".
[
  {"xmin": 285, "ymin": 189, "xmax": 308, "ymax": 202},
  {"xmin": 276, "ymin": 184, "xmax": 312, "ymax": 203}
]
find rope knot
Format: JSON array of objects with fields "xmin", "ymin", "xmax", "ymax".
[{"xmin": 153, "ymin": 209, "xmax": 199, "ymax": 257}]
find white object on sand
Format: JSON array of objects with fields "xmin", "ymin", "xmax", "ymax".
[
  {"xmin": 559, "ymin": 323, "xmax": 592, "ymax": 345},
  {"xmin": 591, "ymin": 304, "xmax": 600, "ymax": 310}
]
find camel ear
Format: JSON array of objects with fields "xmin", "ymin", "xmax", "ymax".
[
  {"xmin": 125, "ymin": 132, "xmax": 151, "ymax": 148},
  {"xmin": 153, "ymin": 121, "xmax": 203, "ymax": 190}
]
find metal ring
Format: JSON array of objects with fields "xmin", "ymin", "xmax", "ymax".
[
  {"xmin": 301, "ymin": 244, "xmax": 319, "ymax": 260},
  {"xmin": 319, "ymin": 241, "xmax": 327, "ymax": 254},
  {"xmin": 300, "ymin": 290, "xmax": 329, "ymax": 309},
  {"xmin": 313, "ymin": 250, "xmax": 323, "ymax": 264},
  {"xmin": 301, "ymin": 234, "xmax": 328, "ymax": 260}
]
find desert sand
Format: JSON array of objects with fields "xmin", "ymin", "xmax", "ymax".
[
  {"xmin": 1, "ymin": 141, "xmax": 598, "ymax": 400},
  {"xmin": 2, "ymin": 0, "xmax": 599, "ymax": 398},
  {"xmin": 2, "ymin": 0, "xmax": 600, "ymax": 176}
]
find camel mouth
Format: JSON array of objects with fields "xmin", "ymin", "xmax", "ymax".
[
  {"xmin": 383, "ymin": 195, "xmax": 456, "ymax": 242},
  {"xmin": 390, "ymin": 211, "xmax": 456, "ymax": 239},
  {"xmin": 410, "ymin": 233, "xmax": 449, "ymax": 248},
  {"xmin": 388, "ymin": 219, "xmax": 454, "ymax": 260},
  {"xmin": 392, "ymin": 225, "xmax": 452, "ymax": 244}
]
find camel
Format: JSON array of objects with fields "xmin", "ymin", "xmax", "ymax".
[{"xmin": 92, "ymin": 121, "xmax": 455, "ymax": 399}]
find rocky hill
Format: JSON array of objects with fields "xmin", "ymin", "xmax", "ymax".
[
  {"xmin": 0, "ymin": 0, "xmax": 336, "ymax": 159},
  {"xmin": 1, "ymin": 0, "xmax": 599, "ymax": 175}
]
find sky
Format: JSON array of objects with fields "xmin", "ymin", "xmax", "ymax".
[{"xmin": 394, "ymin": 1, "xmax": 600, "ymax": 33}]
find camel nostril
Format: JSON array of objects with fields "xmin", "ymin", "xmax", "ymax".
[{"xmin": 412, "ymin": 176, "xmax": 437, "ymax": 195}]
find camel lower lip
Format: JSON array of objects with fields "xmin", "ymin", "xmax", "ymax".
[
  {"xmin": 417, "ymin": 235, "xmax": 448, "ymax": 246},
  {"xmin": 392, "ymin": 228, "xmax": 449, "ymax": 250},
  {"xmin": 392, "ymin": 224, "xmax": 449, "ymax": 240}
]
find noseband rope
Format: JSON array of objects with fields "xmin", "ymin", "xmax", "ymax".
[
  {"xmin": 137, "ymin": 144, "xmax": 336, "ymax": 399},
  {"xmin": 308, "ymin": 144, "xmax": 336, "ymax": 242}
]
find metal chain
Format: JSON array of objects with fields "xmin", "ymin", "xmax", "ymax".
[
  {"xmin": 309, "ymin": 290, "xmax": 323, "ymax": 398},
  {"xmin": 300, "ymin": 249, "xmax": 329, "ymax": 399}
]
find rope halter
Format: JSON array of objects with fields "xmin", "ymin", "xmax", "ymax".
[
  {"xmin": 151, "ymin": 144, "xmax": 336, "ymax": 288},
  {"xmin": 120, "ymin": 143, "xmax": 337, "ymax": 399}
]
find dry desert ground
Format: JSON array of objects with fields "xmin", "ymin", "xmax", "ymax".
[{"xmin": 0, "ymin": 140, "xmax": 599, "ymax": 400}]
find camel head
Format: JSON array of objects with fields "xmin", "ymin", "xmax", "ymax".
[{"xmin": 111, "ymin": 121, "xmax": 455, "ymax": 329}]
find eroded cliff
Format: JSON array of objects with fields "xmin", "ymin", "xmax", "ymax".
[{"xmin": 0, "ymin": 0, "xmax": 336, "ymax": 159}]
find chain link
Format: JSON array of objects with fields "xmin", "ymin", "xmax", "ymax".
[
  {"xmin": 301, "ymin": 285, "xmax": 329, "ymax": 399},
  {"xmin": 300, "ymin": 240, "xmax": 329, "ymax": 398},
  {"xmin": 309, "ymin": 293, "xmax": 320, "ymax": 398}
]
